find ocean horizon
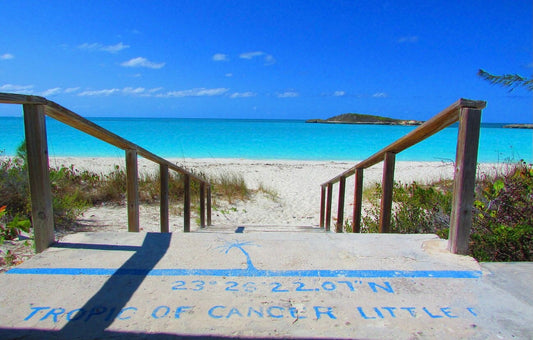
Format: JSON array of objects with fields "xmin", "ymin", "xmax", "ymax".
[{"xmin": 1, "ymin": 117, "xmax": 531, "ymax": 163}]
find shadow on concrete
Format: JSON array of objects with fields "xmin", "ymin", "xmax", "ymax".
[
  {"xmin": 52, "ymin": 242, "xmax": 141, "ymax": 251},
  {"xmin": 1, "ymin": 232, "xmax": 176, "ymax": 339},
  {"xmin": 0, "ymin": 328, "xmax": 347, "ymax": 340}
]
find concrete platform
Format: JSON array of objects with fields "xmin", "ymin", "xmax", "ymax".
[{"xmin": 0, "ymin": 231, "xmax": 532, "ymax": 339}]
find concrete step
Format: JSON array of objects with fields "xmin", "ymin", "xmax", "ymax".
[
  {"xmin": 196, "ymin": 224, "xmax": 324, "ymax": 233},
  {"xmin": 0, "ymin": 231, "xmax": 532, "ymax": 339}
]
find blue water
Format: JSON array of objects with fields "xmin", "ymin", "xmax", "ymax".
[{"xmin": 1, "ymin": 117, "xmax": 531, "ymax": 163}]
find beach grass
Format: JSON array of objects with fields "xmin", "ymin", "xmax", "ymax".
[{"xmin": 1, "ymin": 145, "xmax": 531, "ymax": 264}]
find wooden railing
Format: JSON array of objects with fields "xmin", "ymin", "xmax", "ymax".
[
  {"xmin": 0, "ymin": 92, "xmax": 212, "ymax": 252},
  {"xmin": 319, "ymin": 98, "xmax": 486, "ymax": 255}
]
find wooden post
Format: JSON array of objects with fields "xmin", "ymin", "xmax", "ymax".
[
  {"xmin": 352, "ymin": 168, "xmax": 364, "ymax": 233},
  {"xmin": 325, "ymin": 183, "xmax": 333, "ymax": 231},
  {"xmin": 23, "ymin": 104, "xmax": 55, "ymax": 253},
  {"xmin": 448, "ymin": 108, "xmax": 482, "ymax": 254},
  {"xmin": 200, "ymin": 182, "xmax": 206, "ymax": 228},
  {"xmin": 336, "ymin": 177, "xmax": 346, "ymax": 232},
  {"xmin": 379, "ymin": 152, "xmax": 396, "ymax": 233},
  {"xmin": 126, "ymin": 149, "xmax": 140, "ymax": 232},
  {"xmin": 206, "ymin": 185, "xmax": 212, "ymax": 226},
  {"xmin": 319, "ymin": 186, "xmax": 326, "ymax": 228},
  {"xmin": 160, "ymin": 164, "xmax": 169, "ymax": 233},
  {"xmin": 183, "ymin": 174, "xmax": 191, "ymax": 232}
]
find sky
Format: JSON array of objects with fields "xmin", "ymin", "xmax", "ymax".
[{"xmin": 0, "ymin": 0, "xmax": 531, "ymax": 122}]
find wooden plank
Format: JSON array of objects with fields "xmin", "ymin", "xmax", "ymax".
[
  {"xmin": 200, "ymin": 182, "xmax": 206, "ymax": 228},
  {"xmin": 325, "ymin": 183, "xmax": 333, "ymax": 231},
  {"xmin": 183, "ymin": 174, "xmax": 191, "ymax": 232},
  {"xmin": 206, "ymin": 185, "xmax": 212, "ymax": 226},
  {"xmin": 0, "ymin": 92, "xmax": 47, "ymax": 105},
  {"xmin": 352, "ymin": 168, "xmax": 364, "ymax": 233},
  {"xmin": 126, "ymin": 149, "xmax": 140, "ymax": 232},
  {"xmin": 319, "ymin": 186, "xmax": 326, "ymax": 228},
  {"xmin": 448, "ymin": 108, "xmax": 482, "ymax": 254},
  {"xmin": 160, "ymin": 164, "xmax": 169, "ymax": 233},
  {"xmin": 336, "ymin": 177, "xmax": 346, "ymax": 232},
  {"xmin": 379, "ymin": 152, "xmax": 396, "ymax": 233},
  {"xmin": 44, "ymin": 102, "xmax": 208, "ymax": 184},
  {"xmin": 320, "ymin": 99, "xmax": 487, "ymax": 186},
  {"xmin": 23, "ymin": 104, "xmax": 55, "ymax": 253}
]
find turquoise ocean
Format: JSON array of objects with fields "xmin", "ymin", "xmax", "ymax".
[{"xmin": 1, "ymin": 117, "xmax": 531, "ymax": 163}]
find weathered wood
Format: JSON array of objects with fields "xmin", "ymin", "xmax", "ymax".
[
  {"xmin": 448, "ymin": 108, "xmax": 482, "ymax": 254},
  {"xmin": 206, "ymin": 185, "xmax": 212, "ymax": 226},
  {"xmin": 352, "ymin": 168, "xmax": 364, "ymax": 233},
  {"xmin": 126, "ymin": 150, "xmax": 140, "ymax": 232},
  {"xmin": 183, "ymin": 174, "xmax": 191, "ymax": 232},
  {"xmin": 379, "ymin": 152, "xmax": 396, "ymax": 233},
  {"xmin": 321, "ymin": 99, "xmax": 487, "ymax": 187},
  {"xmin": 356, "ymin": 99, "xmax": 486, "ymax": 170},
  {"xmin": 1, "ymin": 93, "xmax": 48, "ymax": 105},
  {"xmin": 23, "ymin": 104, "xmax": 55, "ymax": 253},
  {"xmin": 336, "ymin": 177, "xmax": 346, "ymax": 232},
  {"xmin": 44, "ymin": 101, "xmax": 208, "ymax": 183},
  {"xmin": 325, "ymin": 183, "xmax": 333, "ymax": 231},
  {"xmin": 160, "ymin": 164, "xmax": 169, "ymax": 233},
  {"xmin": 3, "ymin": 92, "xmax": 215, "ymax": 236},
  {"xmin": 319, "ymin": 186, "xmax": 326, "ymax": 228},
  {"xmin": 200, "ymin": 182, "xmax": 206, "ymax": 228}
]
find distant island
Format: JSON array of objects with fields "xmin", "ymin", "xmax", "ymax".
[
  {"xmin": 503, "ymin": 124, "xmax": 533, "ymax": 129},
  {"xmin": 306, "ymin": 113, "xmax": 423, "ymax": 126}
]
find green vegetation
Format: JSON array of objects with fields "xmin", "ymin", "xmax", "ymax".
[
  {"xmin": 0, "ymin": 141, "xmax": 253, "ymax": 249},
  {"xmin": 307, "ymin": 113, "xmax": 422, "ymax": 125},
  {"xmin": 477, "ymin": 69, "xmax": 533, "ymax": 92},
  {"xmin": 356, "ymin": 161, "xmax": 533, "ymax": 262},
  {"xmin": 360, "ymin": 180, "xmax": 452, "ymax": 239},
  {"xmin": 211, "ymin": 172, "xmax": 250, "ymax": 204}
]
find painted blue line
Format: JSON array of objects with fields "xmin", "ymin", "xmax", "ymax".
[{"xmin": 6, "ymin": 267, "xmax": 482, "ymax": 279}]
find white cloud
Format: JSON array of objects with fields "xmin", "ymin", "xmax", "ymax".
[
  {"xmin": 240, "ymin": 51, "xmax": 265, "ymax": 59},
  {"xmin": 372, "ymin": 92, "xmax": 388, "ymax": 98},
  {"xmin": 78, "ymin": 88, "xmax": 121, "ymax": 96},
  {"xmin": 0, "ymin": 84, "xmax": 34, "ymax": 92},
  {"xmin": 264, "ymin": 54, "xmax": 276, "ymax": 65},
  {"xmin": 159, "ymin": 88, "xmax": 229, "ymax": 98},
  {"xmin": 40, "ymin": 88, "xmax": 62, "ymax": 96},
  {"xmin": 121, "ymin": 57, "xmax": 165, "ymax": 69},
  {"xmin": 64, "ymin": 87, "xmax": 80, "ymax": 93},
  {"xmin": 122, "ymin": 87, "xmax": 146, "ymax": 95},
  {"xmin": 398, "ymin": 36, "xmax": 419, "ymax": 43},
  {"xmin": 240, "ymin": 51, "xmax": 275, "ymax": 65},
  {"xmin": 102, "ymin": 42, "xmax": 130, "ymax": 53},
  {"xmin": 78, "ymin": 42, "xmax": 130, "ymax": 53},
  {"xmin": 333, "ymin": 91, "xmax": 346, "ymax": 97},
  {"xmin": 0, "ymin": 53, "xmax": 14, "ymax": 60},
  {"xmin": 277, "ymin": 91, "xmax": 299, "ymax": 98},
  {"xmin": 148, "ymin": 87, "xmax": 163, "ymax": 94},
  {"xmin": 230, "ymin": 92, "xmax": 256, "ymax": 99},
  {"xmin": 212, "ymin": 53, "xmax": 229, "ymax": 61},
  {"xmin": 225, "ymin": 73, "xmax": 233, "ymax": 77}
]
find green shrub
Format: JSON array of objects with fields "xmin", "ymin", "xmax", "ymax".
[
  {"xmin": 469, "ymin": 161, "xmax": 533, "ymax": 261},
  {"xmin": 0, "ymin": 157, "xmax": 30, "ymax": 217},
  {"xmin": 361, "ymin": 161, "xmax": 533, "ymax": 262},
  {"xmin": 362, "ymin": 181, "xmax": 452, "ymax": 234},
  {"xmin": 0, "ymin": 205, "xmax": 30, "ymax": 243}
]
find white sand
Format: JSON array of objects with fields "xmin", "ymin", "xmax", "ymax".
[{"xmin": 47, "ymin": 157, "xmax": 506, "ymax": 234}]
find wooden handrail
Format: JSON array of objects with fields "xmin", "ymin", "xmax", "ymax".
[
  {"xmin": 0, "ymin": 92, "xmax": 213, "ymax": 252},
  {"xmin": 0, "ymin": 92, "xmax": 206, "ymax": 182},
  {"xmin": 321, "ymin": 99, "xmax": 486, "ymax": 186},
  {"xmin": 319, "ymin": 98, "xmax": 486, "ymax": 255}
]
